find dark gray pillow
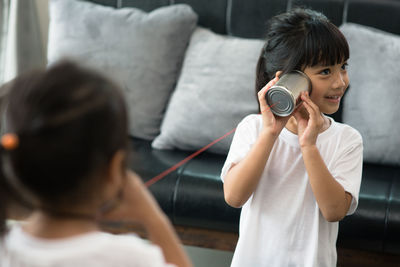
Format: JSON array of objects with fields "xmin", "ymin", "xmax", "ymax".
[
  {"xmin": 48, "ymin": 0, "xmax": 197, "ymax": 140},
  {"xmin": 152, "ymin": 27, "xmax": 262, "ymax": 154},
  {"xmin": 340, "ymin": 23, "xmax": 400, "ymax": 166}
]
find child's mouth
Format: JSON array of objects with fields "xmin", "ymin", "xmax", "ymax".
[{"xmin": 325, "ymin": 95, "xmax": 341, "ymax": 103}]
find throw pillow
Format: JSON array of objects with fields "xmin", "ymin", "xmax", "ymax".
[
  {"xmin": 48, "ymin": 0, "xmax": 197, "ymax": 140},
  {"xmin": 340, "ymin": 23, "xmax": 400, "ymax": 165},
  {"xmin": 152, "ymin": 27, "xmax": 263, "ymax": 154}
]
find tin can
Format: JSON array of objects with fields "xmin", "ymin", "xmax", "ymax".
[{"xmin": 265, "ymin": 70, "xmax": 312, "ymax": 117}]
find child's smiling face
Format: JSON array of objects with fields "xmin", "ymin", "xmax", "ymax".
[{"xmin": 303, "ymin": 61, "xmax": 349, "ymax": 115}]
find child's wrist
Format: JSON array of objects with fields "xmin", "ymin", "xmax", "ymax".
[
  {"xmin": 261, "ymin": 128, "xmax": 280, "ymax": 139},
  {"xmin": 300, "ymin": 144, "xmax": 318, "ymax": 152}
]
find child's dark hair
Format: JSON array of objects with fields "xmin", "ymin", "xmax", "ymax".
[
  {"xmin": 255, "ymin": 8, "xmax": 349, "ymax": 102},
  {"xmin": 0, "ymin": 61, "xmax": 128, "ymax": 235}
]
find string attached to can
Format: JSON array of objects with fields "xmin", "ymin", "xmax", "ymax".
[
  {"xmin": 145, "ymin": 128, "xmax": 236, "ymax": 187},
  {"xmin": 145, "ymin": 102, "xmax": 279, "ymax": 187}
]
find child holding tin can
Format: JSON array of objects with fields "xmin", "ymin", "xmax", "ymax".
[
  {"xmin": 221, "ymin": 8, "xmax": 363, "ymax": 267},
  {"xmin": 0, "ymin": 61, "xmax": 192, "ymax": 267}
]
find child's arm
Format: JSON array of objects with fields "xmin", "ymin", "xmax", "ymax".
[
  {"xmin": 223, "ymin": 130, "xmax": 279, "ymax": 208},
  {"xmin": 128, "ymin": 172, "xmax": 192, "ymax": 267},
  {"xmin": 224, "ymin": 73, "xmax": 290, "ymax": 208},
  {"xmin": 302, "ymin": 146, "xmax": 352, "ymax": 221},
  {"xmin": 104, "ymin": 171, "xmax": 192, "ymax": 267},
  {"xmin": 295, "ymin": 92, "xmax": 352, "ymax": 222}
]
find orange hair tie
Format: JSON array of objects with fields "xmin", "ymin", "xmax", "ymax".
[{"xmin": 1, "ymin": 133, "xmax": 19, "ymax": 151}]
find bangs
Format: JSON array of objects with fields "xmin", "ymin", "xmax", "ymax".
[{"xmin": 302, "ymin": 22, "xmax": 349, "ymax": 67}]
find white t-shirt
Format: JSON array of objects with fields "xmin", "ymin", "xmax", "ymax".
[
  {"xmin": 0, "ymin": 224, "xmax": 176, "ymax": 267},
  {"xmin": 221, "ymin": 114, "xmax": 363, "ymax": 267}
]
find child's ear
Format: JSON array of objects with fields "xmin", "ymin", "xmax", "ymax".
[{"xmin": 107, "ymin": 150, "xmax": 127, "ymax": 190}]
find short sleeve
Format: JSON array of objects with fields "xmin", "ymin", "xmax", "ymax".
[
  {"xmin": 331, "ymin": 129, "xmax": 363, "ymax": 215},
  {"xmin": 220, "ymin": 115, "xmax": 260, "ymax": 182}
]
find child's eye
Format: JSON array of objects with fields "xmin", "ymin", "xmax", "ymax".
[
  {"xmin": 341, "ymin": 63, "xmax": 348, "ymax": 70},
  {"xmin": 320, "ymin": 69, "xmax": 331, "ymax": 75}
]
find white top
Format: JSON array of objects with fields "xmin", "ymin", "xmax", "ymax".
[
  {"xmin": 221, "ymin": 114, "xmax": 363, "ymax": 267},
  {"xmin": 0, "ymin": 224, "xmax": 175, "ymax": 267}
]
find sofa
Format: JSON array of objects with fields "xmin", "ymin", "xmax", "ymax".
[{"xmin": 47, "ymin": 0, "xmax": 400, "ymax": 265}]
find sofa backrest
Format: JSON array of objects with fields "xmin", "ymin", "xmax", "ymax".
[
  {"xmin": 89, "ymin": 0, "xmax": 400, "ymax": 37},
  {"xmin": 84, "ymin": 0, "xmax": 400, "ymax": 122}
]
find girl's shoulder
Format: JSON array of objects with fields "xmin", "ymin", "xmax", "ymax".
[
  {"xmin": 2, "ymin": 224, "xmax": 168, "ymax": 267},
  {"xmin": 238, "ymin": 113, "xmax": 262, "ymax": 128},
  {"xmin": 330, "ymin": 118, "xmax": 363, "ymax": 144},
  {"xmin": 101, "ymin": 232, "xmax": 167, "ymax": 262},
  {"xmin": 235, "ymin": 114, "xmax": 263, "ymax": 136}
]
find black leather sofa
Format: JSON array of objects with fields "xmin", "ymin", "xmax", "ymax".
[{"xmin": 87, "ymin": 0, "xmax": 400, "ymax": 258}]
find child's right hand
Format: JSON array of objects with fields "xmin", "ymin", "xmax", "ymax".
[{"xmin": 257, "ymin": 71, "xmax": 291, "ymax": 136}]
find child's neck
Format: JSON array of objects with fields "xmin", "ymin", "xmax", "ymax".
[{"xmin": 23, "ymin": 210, "xmax": 99, "ymax": 239}]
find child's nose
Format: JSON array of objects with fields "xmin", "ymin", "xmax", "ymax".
[{"xmin": 332, "ymin": 72, "xmax": 346, "ymax": 89}]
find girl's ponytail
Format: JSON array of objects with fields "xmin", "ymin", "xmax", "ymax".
[
  {"xmin": 0, "ymin": 142, "xmax": 9, "ymax": 236},
  {"xmin": 0, "ymin": 87, "xmax": 10, "ymax": 237},
  {"xmin": 0, "ymin": 134, "xmax": 21, "ymax": 236}
]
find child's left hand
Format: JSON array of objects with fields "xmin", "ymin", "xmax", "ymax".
[
  {"xmin": 293, "ymin": 91, "xmax": 324, "ymax": 148},
  {"xmin": 100, "ymin": 170, "xmax": 165, "ymax": 225}
]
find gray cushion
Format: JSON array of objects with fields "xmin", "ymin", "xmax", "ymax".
[
  {"xmin": 48, "ymin": 0, "xmax": 197, "ymax": 140},
  {"xmin": 340, "ymin": 23, "xmax": 400, "ymax": 166},
  {"xmin": 152, "ymin": 27, "xmax": 262, "ymax": 154}
]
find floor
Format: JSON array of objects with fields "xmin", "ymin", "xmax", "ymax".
[{"xmin": 185, "ymin": 245, "xmax": 233, "ymax": 267}]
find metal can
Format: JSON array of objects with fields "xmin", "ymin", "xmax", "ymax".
[{"xmin": 265, "ymin": 70, "xmax": 312, "ymax": 117}]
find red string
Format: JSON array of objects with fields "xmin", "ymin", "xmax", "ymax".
[
  {"xmin": 145, "ymin": 102, "xmax": 278, "ymax": 187},
  {"xmin": 145, "ymin": 128, "xmax": 236, "ymax": 187}
]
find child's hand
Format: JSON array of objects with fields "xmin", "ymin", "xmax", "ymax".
[
  {"xmin": 101, "ymin": 171, "xmax": 193, "ymax": 267},
  {"xmin": 293, "ymin": 91, "xmax": 324, "ymax": 147},
  {"xmin": 100, "ymin": 170, "xmax": 165, "ymax": 225},
  {"xmin": 257, "ymin": 71, "xmax": 291, "ymax": 136}
]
